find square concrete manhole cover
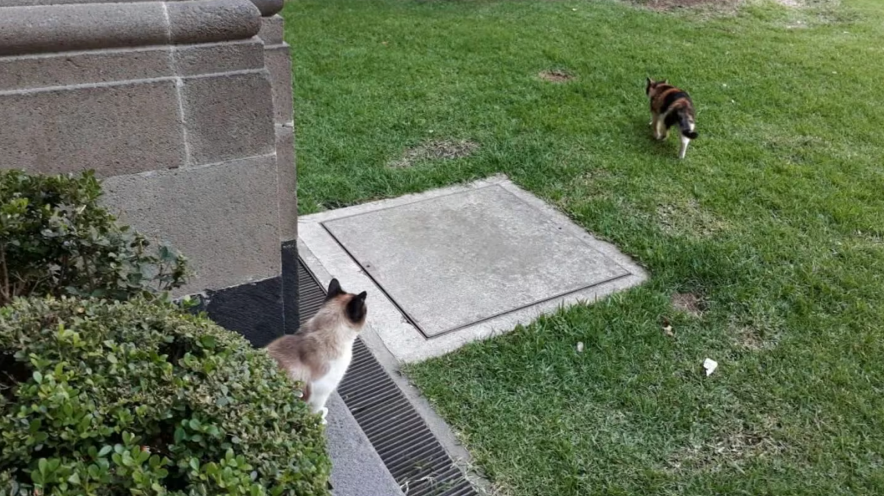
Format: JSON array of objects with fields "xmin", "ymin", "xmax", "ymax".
[
  {"xmin": 299, "ymin": 176, "xmax": 646, "ymax": 361},
  {"xmin": 324, "ymin": 185, "xmax": 629, "ymax": 338}
]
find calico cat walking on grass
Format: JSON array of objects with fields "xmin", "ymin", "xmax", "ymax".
[
  {"xmin": 646, "ymin": 77, "xmax": 699, "ymax": 159},
  {"xmin": 265, "ymin": 278, "xmax": 367, "ymax": 424}
]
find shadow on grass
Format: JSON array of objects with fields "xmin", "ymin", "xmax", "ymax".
[{"xmin": 627, "ymin": 118, "xmax": 685, "ymax": 159}]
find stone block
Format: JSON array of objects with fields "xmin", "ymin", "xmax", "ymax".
[
  {"xmin": 0, "ymin": 80, "xmax": 186, "ymax": 176},
  {"xmin": 0, "ymin": 3, "xmax": 168, "ymax": 56},
  {"xmin": 4, "ymin": 0, "xmax": 161, "ymax": 5},
  {"xmin": 248, "ymin": 0, "xmax": 283, "ymax": 17},
  {"xmin": 167, "ymin": 0, "xmax": 261, "ymax": 45},
  {"xmin": 0, "ymin": 47, "xmax": 173, "ymax": 91},
  {"xmin": 101, "ymin": 155, "xmax": 281, "ymax": 295},
  {"xmin": 258, "ymin": 15, "xmax": 285, "ymax": 45},
  {"xmin": 263, "ymin": 44, "xmax": 294, "ymax": 125},
  {"xmin": 276, "ymin": 124, "xmax": 297, "ymax": 241},
  {"xmin": 180, "ymin": 71, "xmax": 275, "ymax": 166},
  {"xmin": 173, "ymin": 40, "xmax": 264, "ymax": 77},
  {"xmin": 4, "ymin": 0, "xmax": 116, "ymax": 4},
  {"xmin": 0, "ymin": 0, "xmax": 263, "ymax": 57}
]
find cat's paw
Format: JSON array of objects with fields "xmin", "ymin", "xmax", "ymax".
[{"xmin": 318, "ymin": 407, "xmax": 329, "ymax": 425}]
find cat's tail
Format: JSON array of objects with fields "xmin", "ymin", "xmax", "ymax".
[{"xmin": 679, "ymin": 112, "xmax": 699, "ymax": 140}]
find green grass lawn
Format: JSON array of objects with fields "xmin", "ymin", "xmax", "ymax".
[{"xmin": 283, "ymin": 0, "xmax": 884, "ymax": 493}]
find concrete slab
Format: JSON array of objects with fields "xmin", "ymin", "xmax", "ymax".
[
  {"xmin": 325, "ymin": 393, "xmax": 404, "ymax": 496},
  {"xmin": 299, "ymin": 176, "xmax": 647, "ymax": 363},
  {"xmin": 324, "ymin": 184, "xmax": 629, "ymax": 338}
]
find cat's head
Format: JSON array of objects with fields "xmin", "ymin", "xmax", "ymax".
[
  {"xmin": 646, "ymin": 77, "xmax": 668, "ymax": 97},
  {"xmin": 324, "ymin": 278, "xmax": 368, "ymax": 328}
]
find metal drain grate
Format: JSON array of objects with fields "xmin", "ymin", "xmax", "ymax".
[{"xmin": 297, "ymin": 259, "xmax": 477, "ymax": 496}]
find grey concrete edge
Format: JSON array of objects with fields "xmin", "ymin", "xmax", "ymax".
[
  {"xmin": 325, "ymin": 393, "xmax": 404, "ymax": 496},
  {"xmin": 298, "ymin": 240, "xmax": 496, "ymax": 496}
]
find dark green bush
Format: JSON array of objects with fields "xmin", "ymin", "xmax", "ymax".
[
  {"xmin": 0, "ymin": 297, "xmax": 330, "ymax": 495},
  {"xmin": 0, "ymin": 170, "xmax": 188, "ymax": 307}
]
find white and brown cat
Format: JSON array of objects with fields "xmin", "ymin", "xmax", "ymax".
[
  {"xmin": 265, "ymin": 278, "xmax": 367, "ymax": 423},
  {"xmin": 646, "ymin": 77, "xmax": 699, "ymax": 159}
]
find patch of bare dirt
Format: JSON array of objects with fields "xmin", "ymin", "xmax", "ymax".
[
  {"xmin": 538, "ymin": 70, "xmax": 574, "ymax": 83},
  {"xmin": 852, "ymin": 230, "xmax": 884, "ymax": 248},
  {"xmin": 667, "ymin": 417, "xmax": 787, "ymax": 473},
  {"xmin": 657, "ymin": 198, "xmax": 728, "ymax": 238},
  {"xmin": 637, "ymin": 0, "xmax": 741, "ymax": 11},
  {"xmin": 731, "ymin": 324, "xmax": 779, "ymax": 351},
  {"xmin": 671, "ymin": 293, "xmax": 705, "ymax": 317},
  {"xmin": 632, "ymin": 0, "xmax": 838, "ymax": 14},
  {"xmin": 782, "ymin": 0, "xmax": 842, "ymax": 6},
  {"xmin": 389, "ymin": 139, "xmax": 479, "ymax": 168},
  {"xmin": 735, "ymin": 327, "xmax": 769, "ymax": 351}
]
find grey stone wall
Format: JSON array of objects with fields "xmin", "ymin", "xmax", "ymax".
[{"xmin": 0, "ymin": 0, "xmax": 296, "ymax": 298}]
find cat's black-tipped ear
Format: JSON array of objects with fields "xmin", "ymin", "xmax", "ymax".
[
  {"xmin": 325, "ymin": 278, "xmax": 344, "ymax": 301},
  {"xmin": 346, "ymin": 291, "xmax": 368, "ymax": 324}
]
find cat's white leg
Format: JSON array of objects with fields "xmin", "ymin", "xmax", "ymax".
[
  {"xmin": 307, "ymin": 388, "xmax": 332, "ymax": 424},
  {"xmin": 678, "ymin": 135, "xmax": 690, "ymax": 159},
  {"xmin": 312, "ymin": 401, "xmax": 330, "ymax": 425},
  {"xmin": 655, "ymin": 118, "xmax": 667, "ymax": 141},
  {"xmin": 308, "ymin": 392, "xmax": 330, "ymax": 413},
  {"xmin": 651, "ymin": 114, "xmax": 660, "ymax": 138}
]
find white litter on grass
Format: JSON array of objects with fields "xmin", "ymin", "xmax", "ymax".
[
  {"xmin": 577, "ymin": 342, "xmax": 585, "ymax": 353},
  {"xmin": 703, "ymin": 358, "xmax": 718, "ymax": 376}
]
